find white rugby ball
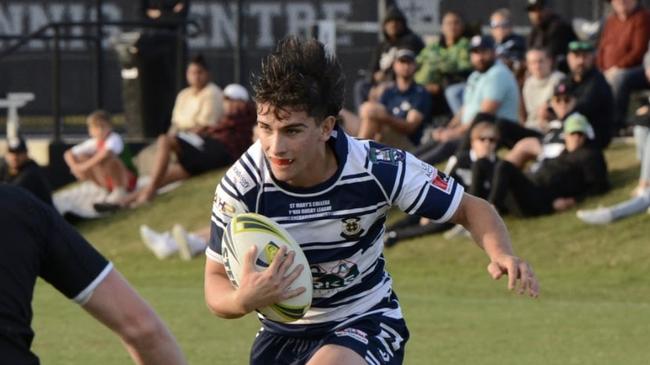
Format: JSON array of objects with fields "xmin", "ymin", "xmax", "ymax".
[{"xmin": 222, "ymin": 213, "xmax": 313, "ymax": 322}]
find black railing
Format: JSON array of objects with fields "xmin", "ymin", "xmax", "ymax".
[{"xmin": 0, "ymin": 19, "xmax": 201, "ymax": 142}]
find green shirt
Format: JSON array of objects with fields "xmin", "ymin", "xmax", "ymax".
[{"xmin": 415, "ymin": 37, "xmax": 471, "ymax": 85}]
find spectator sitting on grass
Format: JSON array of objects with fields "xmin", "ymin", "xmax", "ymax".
[
  {"xmin": 0, "ymin": 135, "xmax": 52, "ymax": 205},
  {"xmin": 488, "ymin": 115, "xmax": 609, "ymax": 217},
  {"xmin": 119, "ymin": 84, "xmax": 256, "ymax": 207},
  {"xmin": 64, "ymin": 110, "xmax": 138, "ymax": 204}
]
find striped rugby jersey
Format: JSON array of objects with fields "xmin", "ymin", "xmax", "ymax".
[{"xmin": 207, "ymin": 125, "xmax": 464, "ymax": 335}]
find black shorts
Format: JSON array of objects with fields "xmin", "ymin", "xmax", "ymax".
[
  {"xmin": 175, "ymin": 133, "xmax": 233, "ymax": 176},
  {"xmin": 250, "ymin": 310, "xmax": 409, "ymax": 365}
]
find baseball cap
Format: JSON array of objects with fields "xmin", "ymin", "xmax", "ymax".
[
  {"xmin": 564, "ymin": 112, "xmax": 595, "ymax": 139},
  {"xmin": 568, "ymin": 40, "xmax": 595, "ymax": 53},
  {"xmin": 553, "ymin": 79, "xmax": 575, "ymax": 98},
  {"xmin": 395, "ymin": 48, "xmax": 416, "ymax": 62},
  {"xmin": 469, "ymin": 35, "xmax": 495, "ymax": 52},
  {"xmin": 526, "ymin": 0, "xmax": 547, "ymax": 11},
  {"xmin": 223, "ymin": 84, "xmax": 250, "ymax": 101},
  {"xmin": 7, "ymin": 136, "xmax": 27, "ymax": 153}
]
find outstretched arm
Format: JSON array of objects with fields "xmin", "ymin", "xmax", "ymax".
[
  {"xmin": 82, "ymin": 269, "xmax": 187, "ymax": 365},
  {"xmin": 450, "ymin": 193, "xmax": 540, "ymax": 297}
]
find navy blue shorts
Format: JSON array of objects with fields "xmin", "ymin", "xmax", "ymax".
[{"xmin": 249, "ymin": 311, "xmax": 409, "ymax": 365}]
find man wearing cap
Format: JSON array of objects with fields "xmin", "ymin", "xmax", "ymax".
[
  {"xmin": 526, "ymin": 0, "xmax": 577, "ymax": 71},
  {"xmin": 490, "ymin": 8, "xmax": 527, "ymax": 64},
  {"xmin": 598, "ymin": 0, "xmax": 650, "ymax": 132},
  {"xmin": 0, "ymin": 136, "xmax": 52, "ymax": 205},
  {"xmin": 118, "ymin": 84, "xmax": 256, "ymax": 207},
  {"xmin": 566, "ymin": 40, "xmax": 615, "ymax": 148},
  {"xmin": 358, "ymin": 48, "xmax": 432, "ymax": 151},
  {"xmin": 488, "ymin": 112, "xmax": 609, "ymax": 217},
  {"xmin": 414, "ymin": 34, "xmax": 520, "ymax": 165}
]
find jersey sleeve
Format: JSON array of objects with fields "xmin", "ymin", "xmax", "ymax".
[
  {"xmin": 70, "ymin": 138, "xmax": 97, "ymax": 156},
  {"xmin": 206, "ymin": 162, "xmax": 256, "ymax": 263},
  {"xmin": 393, "ymin": 152, "xmax": 464, "ymax": 223},
  {"xmin": 35, "ymin": 195, "xmax": 112, "ymax": 304}
]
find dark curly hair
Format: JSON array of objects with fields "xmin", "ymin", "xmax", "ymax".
[{"xmin": 252, "ymin": 36, "xmax": 345, "ymax": 123}]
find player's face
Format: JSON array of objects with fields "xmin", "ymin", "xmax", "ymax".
[{"xmin": 257, "ymin": 103, "xmax": 336, "ymax": 187}]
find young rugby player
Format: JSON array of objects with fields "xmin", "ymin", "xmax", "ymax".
[{"xmin": 204, "ymin": 36, "xmax": 539, "ymax": 365}]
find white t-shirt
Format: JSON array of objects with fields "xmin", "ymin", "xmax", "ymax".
[
  {"xmin": 522, "ymin": 71, "xmax": 565, "ymax": 130},
  {"xmin": 171, "ymin": 82, "xmax": 224, "ymax": 131},
  {"xmin": 70, "ymin": 132, "xmax": 124, "ymax": 157}
]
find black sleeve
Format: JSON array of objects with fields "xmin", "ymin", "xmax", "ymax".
[
  {"xmin": 12, "ymin": 169, "xmax": 52, "ymax": 206},
  {"xmin": 34, "ymin": 197, "xmax": 111, "ymax": 303},
  {"xmin": 548, "ymin": 21, "xmax": 577, "ymax": 57},
  {"xmin": 579, "ymin": 149, "xmax": 610, "ymax": 198}
]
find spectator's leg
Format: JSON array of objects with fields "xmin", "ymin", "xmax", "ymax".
[
  {"xmin": 100, "ymin": 155, "xmax": 129, "ymax": 190},
  {"xmin": 444, "ymin": 82, "xmax": 466, "ymax": 115},
  {"xmin": 614, "ymin": 66, "xmax": 648, "ymax": 131},
  {"xmin": 357, "ymin": 101, "xmax": 384, "ymax": 140},
  {"xmin": 469, "ymin": 158, "xmax": 495, "ymax": 199},
  {"xmin": 488, "ymin": 160, "xmax": 548, "ymax": 215},
  {"xmin": 505, "ymin": 137, "xmax": 542, "ymax": 169},
  {"xmin": 417, "ymin": 138, "xmax": 461, "ymax": 165},
  {"xmin": 339, "ymin": 109, "xmax": 361, "ymax": 136},
  {"xmin": 609, "ymin": 191, "xmax": 650, "ymax": 220},
  {"xmin": 132, "ymin": 134, "xmax": 186, "ymax": 205},
  {"xmin": 635, "ymin": 126, "xmax": 650, "ymax": 193}
]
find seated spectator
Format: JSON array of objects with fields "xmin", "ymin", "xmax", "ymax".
[
  {"xmin": 414, "ymin": 35, "xmax": 520, "ymax": 165},
  {"xmin": 415, "ymin": 11, "xmax": 471, "ymax": 117},
  {"xmin": 616, "ymin": 41, "xmax": 650, "ymax": 129},
  {"xmin": 488, "ymin": 115, "xmax": 609, "ymax": 217},
  {"xmin": 64, "ymin": 110, "xmax": 138, "ymax": 203},
  {"xmin": 490, "ymin": 8, "xmax": 527, "ymax": 65},
  {"xmin": 598, "ymin": 0, "xmax": 650, "ymax": 132},
  {"xmin": 566, "ymin": 41, "xmax": 615, "ymax": 148},
  {"xmin": 0, "ymin": 136, "xmax": 52, "ymax": 205},
  {"xmin": 522, "ymin": 48, "xmax": 565, "ymax": 130},
  {"xmin": 507, "ymin": 80, "xmax": 587, "ymax": 169},
  {"xmin": 384, "ymin": 121, "xmax": 501, "ymax": 247},
  {"xmin": 169, "ymin": 54, "xmax": 223, "ymax": 133},
  {"xmin": 365, "ymin": 5, "xmax": 424, "ymax": 102},
  {"xmin": 123, "ymin": 84, "xmax": 256, "ymax": 206},
  {"xmin": 139, "ymin": 224, "xmax": 207, "ymax": 260},
  {"xmin": 525, "ymin": 0, "xmax": 577, "ymax": 71},
  {"xmin": 358, "ymin": 49, "xmax": 432, "ymax": 151}
]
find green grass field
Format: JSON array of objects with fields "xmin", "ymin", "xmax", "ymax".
[{"xmin": 32, "ymin": 142, "xmax": 650, "ymax": 364}]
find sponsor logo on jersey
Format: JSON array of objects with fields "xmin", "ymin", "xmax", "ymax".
[
  {"xmin": 431, "ymin": 171, "xmax": 452, "ymax": 194},
  {"xmin": 340, "ymin": 217, "xmax": 365, "ymax": 239},
  {"xmin": 311, "ymin": 260, "xmax": 360, "ymax": 290},
  {"xmin": 231, "ymin": 165, "xmax": 254, "ymax": 194},
  {"xmin": 334, "ymin": 328, "xmax": 369, "ymax": 345},
  {"xmin": 419, "ymin": 161, "xmax": 435, "ymax": 178},
  {"xmin": 368, "ymin": 147, "xmax": 405, "ymax": 165},
  {"xmin": 217, "ymin": 197, "xmax": 236, "ymax": 216}
]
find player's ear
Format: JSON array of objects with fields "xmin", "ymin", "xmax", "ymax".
[{"xmin": 319, "ymin": 115, "xmax": 336, "ymax": 142}]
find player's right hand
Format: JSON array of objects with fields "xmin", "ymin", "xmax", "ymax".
[{"xmin": 234, "ymin": 246, "xmax": 305, "ymax": 313}]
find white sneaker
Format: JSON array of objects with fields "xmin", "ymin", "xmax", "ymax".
[
  {"xmin": 139, "ymin": 225, "xmax": 178, "ymax": 259},
  {"xmin": 577, "ymin": 208, "xmax": 613, "ymax": 225},
  {"xmin": 172, "ymin": 224, "xmax": 206, "ymax": 261},
  {"xmin": 443, "ymin": 224, "xmax": 470, "ymax": 240}
]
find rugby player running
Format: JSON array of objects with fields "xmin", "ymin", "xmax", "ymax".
[{"xmin": 204, "ymin": 36, "xmax": 539, "ymax": 365}]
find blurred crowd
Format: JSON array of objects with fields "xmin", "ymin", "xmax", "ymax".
[{"xmin": 3, "ymin": 0, "xmax": 649, "ymax": 256}]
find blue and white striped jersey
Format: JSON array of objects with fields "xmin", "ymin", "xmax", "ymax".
[{"xmin": 207, "ymin": 126, "xmax": 464, "ymax": 335}]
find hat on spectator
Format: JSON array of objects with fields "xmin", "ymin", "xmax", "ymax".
[
  {"xmin": 7, "ymin": 136, "xmax": 27, "ymax": 153},
  {"xmin": 553, "ymin": 79, "xmax": 576, "ymax": 98},
  {"xmin": 568, "ymin": 40, "xmax": 595, "ymax": 53},
  {"xmin": 564, "ymin": 112, "xmax": 595, "ymax": 139},
  {"xmin": 223, "ymin": 84, "xmax": 250, "ymax": 102},
  {"xmin": 469, "ymin": 35, "xmax": 495, "ymax": 52},
  {"xmin": 526, "ymin": 0, "xmax": 547, "ymax": 11},
  {"xmin": 395, "ymin": 48, "xmax": 416, "ymax": 62}
]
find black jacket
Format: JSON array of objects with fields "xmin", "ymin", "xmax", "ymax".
[
  {"xmin": 569, "ymin": 69, "xmax": 615, "ymax": 149},
  {"xmin": 0, "ymin": 159, "xmax": 52, "ymax": 206},
  {"xmin": 527, "ymin": 13, "xmax": 577, "ymax": 63}
]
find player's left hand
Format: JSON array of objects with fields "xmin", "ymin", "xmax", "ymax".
[{"xmin": 487, "ymin": 255, "xmax": 539, "ymax": 298}]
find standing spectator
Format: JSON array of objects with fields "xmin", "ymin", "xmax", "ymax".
[
  {"xmin": 141, "ymin": 0, "xmax": 188, "ymax": 22},
  {"xmin": 365, "ymin": 6, "xmax": 425, "ymax": 101},
  {"xmin": 490, "ymin": 8, "xmax": 527, "ymax": 64},
  {"xmin": 598, "ymin": 0, "xmax": 650, "ymax": 132},
  {"xmin": 64, "ymin": 110, "xmax": 138, "ymax": 204},
  {"xmin": 488, "ymin": 115, "xmax": 609, "ymax": 217},
  {"xmin": 0, "ymin": 136, "xmax": 52, "ymax": 205},
  {"xmin": 358, "ymin": 49, "xmax": 432, "ymax": 151},
  {"xmin": 566, "ymin": 41, "xmax": 615, "ymax": 148},
  {"xmin": 169, "ymin": 54, "xmax": 223, "ymax": 133},
  {"xmin": 525, "ymin": 0, "xmax": 577, "ymax": 71},
  {"xmin": 0, "ymin": 185, "xmax": 187, "ymax": 365},
  {"xmin": 522, "ymin": 48, "xmax": 565, "ymax": 130},
  {"xmin": 615, "ymin": 43, "xmax": 650, "ymax": 130},
  {"xmin": 415, "ymin": 11, "xmax": 471, "ymax": 117}
]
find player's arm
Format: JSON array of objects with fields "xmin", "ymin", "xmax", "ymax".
[
  {"xmin": 82, "ymin": 269, "xmax": 187, "ymax": 365},
  {"xmin": 204, "ymin": 246, "xmax": 305, "ymax": 319},
  {"xmin": 449, "ymin": 193, "xmax": 540, "ymax": 297}
]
